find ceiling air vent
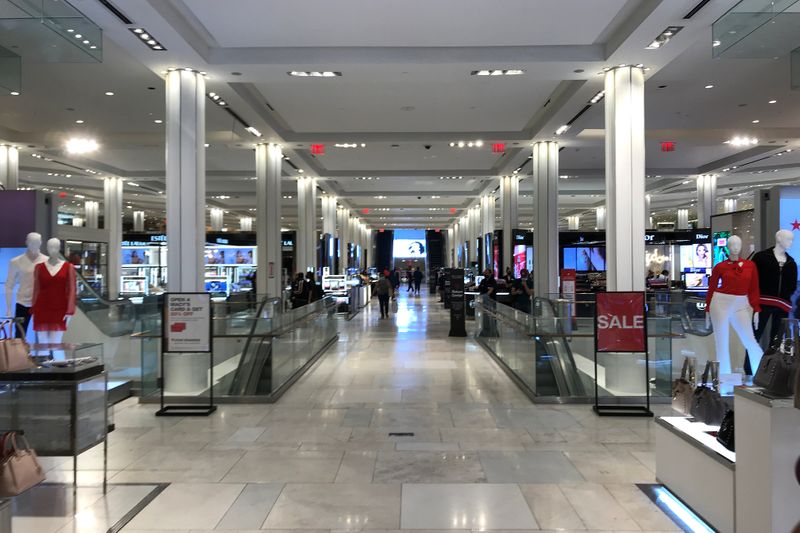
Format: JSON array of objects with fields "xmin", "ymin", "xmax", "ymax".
[
  {"xmin": 683, "ymin": 0, "xmax": 712, "ymax": 19},
  {"xmin": 96, "ymin": 0, "xmax": 133, "ymax": 25}
]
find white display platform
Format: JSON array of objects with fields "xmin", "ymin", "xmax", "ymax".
[
  {"xmin": 735, "ymin": 387, "xmax": 800, "ymax": 533},
  {"xmin": 656, "ymin": 416, "xmax": 735, "ymax": 532}
]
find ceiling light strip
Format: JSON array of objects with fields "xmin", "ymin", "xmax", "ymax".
[{"xmin": 129, "ymin": 28, "xmax": 166, "ymax": 51}]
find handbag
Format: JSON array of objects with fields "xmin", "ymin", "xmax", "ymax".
[
  {"xmin": 671, "ymin": 357, "xmax": 696, "ymax": 415},
  {"xmin": 716, "ymin": 410, "xmax": 735, "ymax": 451},
  {"xmin": 0, "ymin": 320, "xmax": 33, "ymax": 372},
  {"xmin": 0, "ymin": 432, "xmax": 45, "ymax": 497},
  {"xmin": 690, "ymin": 361, "xmax": 727, "ymax": 426},
  {"xmin": 754, "ymin": 336, "xmax": 798, "ymax": 397},
  {"xmin": 391, "ymin": 298, "xmax": 398, "ymax": 314}
]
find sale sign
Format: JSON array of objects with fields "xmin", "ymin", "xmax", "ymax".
[{"xmin": 595, "ymin": 292, "xmax": 646, "ymax": 353}]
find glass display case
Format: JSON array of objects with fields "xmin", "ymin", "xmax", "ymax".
[{"xmin": 0, "ymin": 343, "xmax": 107, "ymax": 489}]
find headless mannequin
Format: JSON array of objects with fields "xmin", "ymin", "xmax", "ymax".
[
  {"xmin": 5, "ymin": 232, "xmax": 47, "ymax": 338},
  {"xmin": 37, "ymin": 238, "xmax": 71, "ymax": 346},
  {"xmin": 752, "ymin": 230, "xmax": 797, "ymax": 351},
  {"xmin": 705, "ymin": 235, "xmax": 764, "ymax": 375}
]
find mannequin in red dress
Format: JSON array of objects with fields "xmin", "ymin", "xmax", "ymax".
[{"xmin": 31, "ymin": 238, "xmax": 76, "ymax": 345}]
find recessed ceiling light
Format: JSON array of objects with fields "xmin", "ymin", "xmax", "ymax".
[
  {"xmin": 65, "ymin": 138, "xmax": 98, "ymax": 155},
  {"xmin": 75, "ymin": 120, "xmax": 84, "ymax": 124},
  {"xmin": 704, "ymin": 84, "xmax": 714, "ymax": 89},
  {"xmin": 769, "ymin": 99, "xmax": 777, "ymax": 104},
  {"xmin": 288, "ymin": 71, "xmax": 341, "ymax": 77},
  {"xmin": 752, "ymin": 119, "xmax": 760, "ymax": 124},
  {"xmin": 471, "ymin": 69, "xmax": 525, "ymax": 76},
  {"xmin": 646, "ymin": 26, "xmax": 684, "ymax": 49},
  {"xmin": 153, "ymin": 119, "xmax": 163, "ymax": 124},
  {"xmin": 104, "ymin": 91, "xmax": 114, "ymax": 96},
  {"xmin": 9, "ymin": 91, "xmax": 19, "ymax": 96},
  {"xmin": 129, "ymin": 28, "xmax": 166, "ymax": 51},
  {"xmin": 556, "ymin": 125, "xmax": 570, "ymax": 135}
]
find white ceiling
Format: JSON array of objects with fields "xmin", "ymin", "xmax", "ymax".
[{"xmin": 182, "ymin": 0, "xmax": 629, "ymax": 48}]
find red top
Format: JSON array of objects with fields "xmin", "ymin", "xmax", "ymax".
[
  {"xmin": 31, "ymin": 261, "xmax": 77, "ymax": 331},
  {"xmin": 706, "ymin": 259, "xmax": 761, "ymax": 312}
]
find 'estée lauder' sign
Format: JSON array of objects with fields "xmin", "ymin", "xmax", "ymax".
[{"xmin": 595, "ymin": 292, "xmax": 647, "ymax": 353}]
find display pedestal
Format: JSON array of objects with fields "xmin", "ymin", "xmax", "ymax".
[
  {"xmin": 655, "ymin": 417, "xmax": 735, "ymax": 532},
  {"xmin": 734, "ymin": 387, "xmax": 800, "ymax": 533}
]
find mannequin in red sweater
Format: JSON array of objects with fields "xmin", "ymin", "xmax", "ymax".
[{"xmin": 705, "ymin": 235, "xmax": 763, "ymax": 375}]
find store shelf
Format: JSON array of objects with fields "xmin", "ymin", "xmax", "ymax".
[{"xmin": 657, "ymin": 416, "xmax": 735, "ymax": 465}]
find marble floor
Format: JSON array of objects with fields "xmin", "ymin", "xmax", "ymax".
[{"xmin": 39, "ymin": 292, "xmax": 681, "ymax": 532}]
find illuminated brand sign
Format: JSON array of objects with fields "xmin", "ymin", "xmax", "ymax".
[{"xmin": 595, "ymin": 292, "xmax": 646, "ymax": 353}]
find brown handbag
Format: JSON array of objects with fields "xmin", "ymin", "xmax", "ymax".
[
  {"xmin": 0, "ymin": 432, "xmax": 45, "ymax": 497},
  {"xmin": 0, "ymin": 320, "xmax": 33, "ymax": 372},
  {"xmin": 672, "ymin": 357, "xmax": 696, "ymax": 415}
]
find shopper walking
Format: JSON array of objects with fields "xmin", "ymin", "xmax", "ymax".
[
  {"xmin": 390, "ymin": 268, "xmax": 401, "ymax": 296},
  {"xmin": 407, "ymin": 268, "xmax": 414, "ymax": 293},
  {"xmin": 291, "ymin": 272, "xmax": 308, "ymax": 309},
  {"xmin": 413, "ymin": 267, "xmax": 424, "ymax": 295},
  {"xmin": 376, "ymin": 272, "xmax": 392, "ymax": 318}
]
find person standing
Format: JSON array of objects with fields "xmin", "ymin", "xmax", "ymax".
[
  {"xmin": 291, "ymin": 272, "xmax": 307, "ymax": 309},
  {"xmin": 390, "ymin": 268, "xmax": 401, "ymax": 296},
  {"xmin": 376, "ymin": 272, "xmax": 392, "ymax": 318},
  {"xmin": 413, "ymin": 267, "xmax": 424, "ymax": 296},
  {"xmin": 306, "ymin": 271, "xmax": 321, "ymax": 304},
  {"xmin": 511, "ymin": 268, "xmax": 533, "ymax": 313},
  {"xmin": 478, "ymin": 268, "xmax": 497, "ymax": 300},
  {"xmin": 407, "ymin": 268, "xmax": 414, "ymax": 293}
]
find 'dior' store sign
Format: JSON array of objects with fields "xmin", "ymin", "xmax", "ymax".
[{"xmin": 595, "ymin": 292, "xmax": 646, "ymax": 353}]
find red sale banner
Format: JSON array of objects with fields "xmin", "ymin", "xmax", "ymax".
[{"xmin": 595, "ymin": 292, "xmax": 646, "ymax": 353}]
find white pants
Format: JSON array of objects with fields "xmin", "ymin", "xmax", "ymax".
[{"xmin": 709, "ymin": 292, "xmax": 763, "ymax": 374}]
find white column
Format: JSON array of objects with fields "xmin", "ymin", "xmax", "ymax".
[
  {"xmin": 85, "ymin": 201, "xmax": 99, "ymax": 229},
  {"xmin": 723, "ymin": 198, "xmax": 738, "ymax": 213},
  {"xmin": 677, "ymin": 208, "xmax": 690, "ymax": 230},
  {"xmin": 446, "ymin": 227, "xmax": 454, "ymax": 267},
  {"xmin": 336, "ymin": 206, "xmax": 347, "ymax": 274},
  {"xmin": 104, "ymin": 177, "xmax": 123, "ymax": 299},
  {"xmin": 595, "ymin": 206, "xmax": 606, "ymax": 230},
  {"xmin": 469, "ymin": 205, "xmax": 480, "ymax": 263},
  {"xmin": 533, "ymin": 141, "xmax": 559, "ymax": 297},
  {"xmin": 210, "ymin": 208, "xmax": 224, "ymax": 231},
  {"xmin": 321, "ymin": 195, "xmax": 337, "ymax": 236},
  {"xmin": 165, "ymin": 68, "xmax": 205, "ymax": 292},
  {"xmin": 568, "ymin": 215, "xmax": 580, "ymax": 230},
  {"xmin": 605, "ymin": 65, "xmax": 646, "ymax": 292},
  {"xmin": 296, "ymin": 177, "xmax": 317, "ymax": 272},
  {"xmin": 133, "ymin": 211, "xmax": 145, "ymax": 232},
  {"xmin": 239, "ymin": 216, "xmax": 253, "ymax": 232},
  {"xmin": 453, "ymin": 221, "xmax": 461, "ymax": 266},
  {"xmin": 500, "ymin": 175, "xmax": 519, "ymax": 273},
  {"xmin": 696, "ymin": 174, "xmax": 717, "ymax": 228},
  {"xmin": 645, "ymin": 194, "xmax": 653, "ymax": 229},
  {"xmin": 0, "ymin": 145, "xmax": 19, "ymax": 190},
  {"xmin": 256, "ymin": 143, "xmax": 282, "ymax": 296}
]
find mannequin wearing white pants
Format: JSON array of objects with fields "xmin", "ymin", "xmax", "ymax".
[{"xmin": 708, "ymin": 292, "xmax": 763, "ymax": 374}]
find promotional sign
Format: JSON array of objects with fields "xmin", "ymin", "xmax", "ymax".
[
  {"xmin": 560, "ymin": 269, "xmax": 576, "ymax": 300},
  {"xmin": 164, "ymin": 293, "xmax": 211, "ymax": 353},
  {"xmin": 449, "ymin": 268, "xmax": 467, "ymax": 337},
  {"xmin": 595, "ymin": 292, "xmax": 646, "ymax": 353}
]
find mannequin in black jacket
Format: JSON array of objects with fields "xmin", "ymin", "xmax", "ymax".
[{"xmin": 752, "ymin": 230, "xmax": 797, "ymax": 348}]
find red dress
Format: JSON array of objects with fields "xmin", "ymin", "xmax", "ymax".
[{"xmin": 31, "ymin": 262, "xmax": 76, "ymax": 332}]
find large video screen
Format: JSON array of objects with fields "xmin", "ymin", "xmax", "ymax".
[
  {"xmin": 393, "ymin": 230, "xmax": 426, "ymax": 258},
  {"xmin": 563, "ymin": 247, "xmax": 606, "ymax": 272},
  {"xmin": 205, "ymin": 246, "xmax": 255, "ymax": 265},
  {"xmin": 679, "ymin": 244, "xmax": 712, "ymax": 270}
]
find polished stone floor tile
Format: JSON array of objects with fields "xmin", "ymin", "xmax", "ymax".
[
  {"xmin": 563, "ymin": 451, "xmax": 655, "ymax": 484},
  {"xmin": 126, "ymin": 483, "xmax": 245, "ymax": 530},
  {"xmin": 215, "ymin": 483, "xmax": 284, "ymax": 530},
  {"xmin": 263, "ymin": 483, "xmax": 401, "ymax": 530},
  {"xmin": 335, "ymin": 451, "xmax": 377, "ymax": 483},
  {"xmin": 519, "ymin": 483, "xmax": 586, "ymax": 530},
  {"xmin": 373, "ymin": 451, "xmax": 486, "ymax": 483},
  {"xmin": 401, "ymin": 484, "xmax": 538, "ymax": 529},
  {"xmin": 478, "ymin": 450, "xmax": 585, "ymax": 483},
  {"xmin": 222, "ymin": 450, "xmax": 343, "ymax": 483},
  {"xmin": 370, "ymin": 407, "xmax": 454, "ymax": 428},
  {"xmin": 559, "ymin": 483, "xmax": 640, "ymax": 531}
]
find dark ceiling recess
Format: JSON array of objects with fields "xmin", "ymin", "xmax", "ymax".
[
  {"xmin": 96, "ymin": 0, "xmax": 133, "ymax": 24},
  {"xmin": 683, "ymin": 0, "xmax": 711, "ymax": 19}
]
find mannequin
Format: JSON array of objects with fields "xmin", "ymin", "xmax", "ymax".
[
  {"xmin": 5, "ymin": 232, "xmax": 47, "ymax": 338},
  {"xmin": 752, "ymin": 230, "xmax": 797, "ymax": 350},
  {"xmin": 705, "ymin": 235, "xmax": 764, "ymax": 375},
  {"xmin": 31, "ymin": 238, "xmax": 76, "ymax": 345}
]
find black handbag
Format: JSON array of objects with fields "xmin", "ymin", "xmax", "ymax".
[
  {"xmin": 754, "ymin": 336, "xmax": 798, "ymax": 397},
  {"xmin": 690, "ymin": 361, "xmax": 727, "ymax": 426},
  {"xmin": 671, "ymin": 357, "xmax": 695, "ymax": 415},
  {"xmin": 716, "ymin": 410, "xmax": 735, "ymax": 451}
]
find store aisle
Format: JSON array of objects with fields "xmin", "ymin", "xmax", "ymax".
[{"xmin": 41, "ymin": 292, "xmax": 677, "ymax": 532}]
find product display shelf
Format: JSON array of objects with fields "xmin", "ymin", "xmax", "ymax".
[
  {"xmin": 655, "ymin": 413, "xmax": 734, "ymax": 532},
  {"xmin": 0, "ymin": 343, "xmax": 108, "ymax": 491},
  {"xmin": 734, "ymin": 386, "xmax": 800, "ymax": 533}
]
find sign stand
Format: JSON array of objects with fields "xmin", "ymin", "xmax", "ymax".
[
  {"xmin": 443, "ymin": 268, "xmax": 452, "ymax": 309},
  {"xmin": 593, "ymin": 291, "xmax": 653, "ymax": 417},
  {"xmin": 449, "ymin": 268, "xmax": 466, "ymax": 337},
  {"xmin": 157, "ymin": 292, "xmax": 217, "ymax": 417}
]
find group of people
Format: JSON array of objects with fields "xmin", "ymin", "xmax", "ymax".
[
  {"xmin": 290, "ymin": 271, "xmax": 323, "ymax": 309},
  {"xmin": 374, "ymin": 266, "xmax": 425, "ymax": 319},
  {"xmin": 477, "ymin": 267, "xmax": 534, "ymax": 313}
]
